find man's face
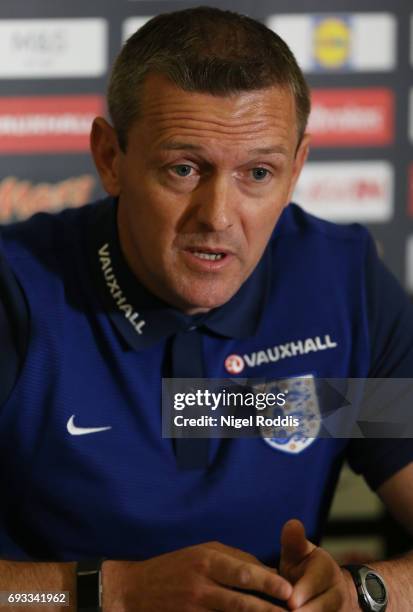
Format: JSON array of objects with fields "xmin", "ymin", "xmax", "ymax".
[{"xmin": 93, "ymin": 74, "xmax": 309, "ymax": 314}]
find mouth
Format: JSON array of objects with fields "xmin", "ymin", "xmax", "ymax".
[
  {"xmin": 182, "ymin": 246, "xmax": 234, "ymax": 270},
  {"xmin": 191, "ymin": 251, "xmax": 226, "ymax": 261}
]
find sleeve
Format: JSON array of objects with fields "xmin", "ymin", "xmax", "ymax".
[
  {"xmin": 346, "ymin": 234, "xmax": 413, "ymax": 490},
  {"xmin": 0, "ymin": 235, "xmax": 29, "ymax": 407}
]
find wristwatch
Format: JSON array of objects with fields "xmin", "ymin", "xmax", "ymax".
[
  {"xmin": 76, "ymin": 558, "xmax": 105, "ymax": 611},
  {"xmin": 342, "ymin": 564, "xmax": 388, "ymax": 611}
]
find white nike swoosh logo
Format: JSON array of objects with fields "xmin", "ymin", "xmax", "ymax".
[{"xmin": 67, "ymin": 414, "xmax": 112, "ymax": 436}]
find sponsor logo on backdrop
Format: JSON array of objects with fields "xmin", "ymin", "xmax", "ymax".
[
  {"xmin": 309, "ymin": 89, "xmax": 394, "ymax": 146},
  {"xmin": 313, "ymin": 16, "xmax": 351, "ymax": 70},
  {"xmin": 409, "ymin": 89, "xmax": 413, "ymax": 143},
  {"xmin": 267, "ymin": 13, "xmax": 396, "ymax": 72},
  {"xmin": 0, "ymin": 96, "xmax": 104, "ymax": 153},
  {"xmin": 411, "ymin": 16, "xmax": 413, "ymax": 67},
  {"xmin": 409, "ymin": 164, "xmax": 413, "ymax": 216},
  {"xmin": 294, "ymin": 161, "xmax": 393, "ymax": 222},
  {"xmin": 122, "ymin": 17, "xmax": 153, "ymax": 41},
  {"xmin": 0, "ymin": 19, "xmax": 107, "ymax": 78},
  {"xmin": 0, "ymin": 176, "xmax": 95, "ymax": 223},
  {"xmin": 406, "ymin": 235, "xmax": 413, "ymax": 293}
]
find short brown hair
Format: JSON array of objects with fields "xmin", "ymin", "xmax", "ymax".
[{"xmin": 108, "ymin": 6, "xmax": 311, "ymax": 151}]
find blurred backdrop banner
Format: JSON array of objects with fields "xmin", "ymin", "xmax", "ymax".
[{"xmin": 0, "ymin": 0, "xmax": 411, "ymax": 288}]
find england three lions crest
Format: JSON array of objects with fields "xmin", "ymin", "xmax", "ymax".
[{"xmin": 255, "ymin": 375, "xmax": 321, "ymax": 454}]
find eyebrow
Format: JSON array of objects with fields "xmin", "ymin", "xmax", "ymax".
[{"xmin": 161, "ymin": 142, "xmax": 288, "ymax": 156}]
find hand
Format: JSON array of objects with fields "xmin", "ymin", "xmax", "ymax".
[
  {"xmin": 102, "ymin": 541, "xmax": 293, "ymax": 612},
  {"xmin": 279, "ymin": 519, "xmax": 360, "ymax": 611}
]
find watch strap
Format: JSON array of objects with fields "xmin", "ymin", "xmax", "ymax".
[{"xmin": 76, "ymin": 558, "xmax": 105, "ymax": 612}]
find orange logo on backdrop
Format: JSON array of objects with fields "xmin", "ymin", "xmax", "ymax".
[{"xmin": 0, "ymin": 175, "xmax": 96, "ymax": 223}]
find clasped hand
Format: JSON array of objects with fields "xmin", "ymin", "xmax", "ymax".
[{"xmin": 102, "ymin": 519, "xmax": 359, "ymax": 611}]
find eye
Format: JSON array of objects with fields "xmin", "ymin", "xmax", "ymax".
[
  {"xmin": 172, "ymin": 164, "xmax": 194, "ymax": 177},
  {"xmin": 251, "ymin": 167, "xmax": 270, "ymax": 181}
]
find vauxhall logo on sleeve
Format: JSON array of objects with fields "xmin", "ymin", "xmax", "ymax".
[{"xmin": 224, "ymin": 335, "xmax": 337, "ymax": 374}]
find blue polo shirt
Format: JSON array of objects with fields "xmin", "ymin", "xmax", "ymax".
[{"xmin": 1, "ymin": 197, "xmax": 413, "ymax": 564}]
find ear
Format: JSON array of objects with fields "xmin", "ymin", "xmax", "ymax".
[
  {"xmin": 286, "ymin": 132, "xmax": 311, "ymax": 205},
  {"xmin": 90, "ymin": 117, "xmax": 122, "ymax": 196}
]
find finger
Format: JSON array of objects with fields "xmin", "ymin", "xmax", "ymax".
[
  {"xmin": 291, "ymin": 586, "xmax": 343, "ymax": 611},
  {"xmin": 287, "ymin": 549, "xmax": 336, "ymax": 608},
  {"xmin": 204, "ymin": 584, "xmax": 288, "ymax": 612},
  {"xmin": 280, "ymin": 519, "xmax": 316, "ymax": 567},
  {"xmin": 209, "ymin": 552, "xmax": 292, "ymax": 601},
  {"xmin": 204, "ymin": 542, "xmax": 276, "ymax": 570}
]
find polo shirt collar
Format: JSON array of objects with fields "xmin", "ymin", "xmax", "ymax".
[{"xmin": 88, "ymin": 197, "xmax": 270, "ymax": 350}]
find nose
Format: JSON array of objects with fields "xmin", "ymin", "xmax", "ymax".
[{"xmin": 192, "ymin": 174, "xmax": 236, "ymax": 232}]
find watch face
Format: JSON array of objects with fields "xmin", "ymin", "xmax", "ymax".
[{"xmin": 365, "ymin": 573, "xmax": 386, "ymax": 604}]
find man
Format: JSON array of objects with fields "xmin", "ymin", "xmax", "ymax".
[{"xmin": 1, "ymin": 6, "xmax": 413, "ymax": 611}]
